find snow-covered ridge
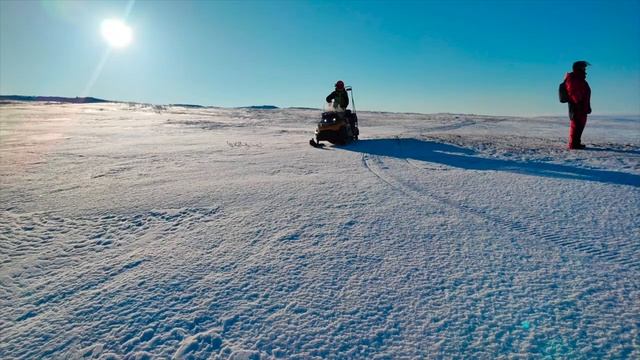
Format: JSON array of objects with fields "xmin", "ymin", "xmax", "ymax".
[
  {"xmin": 0, "ymin": 95, "xmax": 109, "ymax": 104},
  {"xmin": 1, "ymin": 102, "xmax": 638, "ymax": 359}
]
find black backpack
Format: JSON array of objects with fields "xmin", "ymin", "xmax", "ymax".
[{"xmin": 558, "ymin": 80, "xmax": 569, "ymax": 103}]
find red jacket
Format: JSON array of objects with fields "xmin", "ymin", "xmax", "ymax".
[{"xmin": 564, "ymin": 72, "xmax": 591, "ymax": 115}]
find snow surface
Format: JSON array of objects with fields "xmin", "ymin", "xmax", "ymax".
[{"xmin": 1, "ymin": 102, "xmax": 639, "ymax": 359}]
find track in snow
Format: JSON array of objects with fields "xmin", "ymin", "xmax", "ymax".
[{"xmin": 361, "ymin": 153, "xmax": 640, "ymax": 272}]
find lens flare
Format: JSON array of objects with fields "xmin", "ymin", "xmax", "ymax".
[{"xmin": 101, "ymin": 19, "xmax": 132, "ymax": 48}]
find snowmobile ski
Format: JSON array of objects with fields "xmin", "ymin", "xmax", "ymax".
[{"xmin": 309, "ymin": 138, "xmax": 324, "ymax": 148}]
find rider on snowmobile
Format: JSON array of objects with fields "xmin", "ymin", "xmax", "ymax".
[{"xmin": 326, "ymin": 80, "xmax": 349, "ymax": 111}]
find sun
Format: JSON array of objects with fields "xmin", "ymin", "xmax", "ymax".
[{"xmin": 101, "ymin": 19, "xmax": 132, "ymax": 48}]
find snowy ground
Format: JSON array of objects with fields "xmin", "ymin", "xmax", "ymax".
[{"xmin": 1, "ymin": 102, "xmax": 639, "ymax": 359}]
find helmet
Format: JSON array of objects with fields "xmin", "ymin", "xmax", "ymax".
[
  {"xmin": 572, "ymin": 60, "xmax": 590, "ymax": 71},
  {"xmin": 335, "ymin": 80, "xmax": 345, "ymax": 90}
]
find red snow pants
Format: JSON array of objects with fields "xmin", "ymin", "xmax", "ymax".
[{"xmin": 569, "ymin": 113, "xmax": 587, "ymax": 149}]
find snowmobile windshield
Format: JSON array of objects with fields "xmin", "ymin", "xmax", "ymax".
[{"xmin": 324, "ymin": 101, "xmax": 346, "ymax": 113}]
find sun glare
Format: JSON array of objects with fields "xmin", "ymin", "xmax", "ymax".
[{"xmin": 101, "ymin": 19, "xmax": 132, "ymax": 48}]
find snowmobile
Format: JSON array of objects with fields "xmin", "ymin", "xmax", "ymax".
[{"xmin": 309, "ymin": 86, "xmax": 359, "ymax": 147}]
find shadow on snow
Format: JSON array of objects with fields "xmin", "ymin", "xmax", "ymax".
[{"xmin": 343, "ymin": 138, "xmax": 640, "ymax": 187}]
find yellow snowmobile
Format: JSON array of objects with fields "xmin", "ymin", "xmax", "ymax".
[{"xmin": 310, "ymin": 86, "xmax": 359, "ymax": 147}]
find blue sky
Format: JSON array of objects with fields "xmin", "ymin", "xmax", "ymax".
[{"xmin": 1, "ymin": 0, "xmax": 639, "ymax": 116}]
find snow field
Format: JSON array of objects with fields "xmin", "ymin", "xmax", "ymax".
[{"xmin": 1, "ymin": 102, "xmax": 639, "ymax": 359}]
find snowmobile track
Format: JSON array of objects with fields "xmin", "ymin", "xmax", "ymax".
[
  {"xmin": 362, "ymin": 153, "xmax": 640, "ymax": 272},
  {"xmin": 423, "ymin": 118, "xmax": 477, "ymax": 133}
]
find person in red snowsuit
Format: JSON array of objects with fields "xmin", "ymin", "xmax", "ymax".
[{"xmin": 565, "ymin": 61, "xmax": 592, "ymax": 149}]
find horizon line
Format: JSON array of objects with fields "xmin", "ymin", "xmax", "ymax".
[{"xmin": 1, "ymin": 94, "xmax": 638, "ymax": 119}]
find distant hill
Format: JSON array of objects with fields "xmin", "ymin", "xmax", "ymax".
[
  {"xmin": 0, "ymin": 97, "xmax": 330, "ymax": 112},
  {"xmin": 0, "ymin": 97, "xmax": 286, "ymax": 110},
  {"xmin": 239, "ymin": 105, "xmax": 279, "ymax": 110},
  {"xmin": 288, "ymin": 106, "xmax": 321, "ymax": 111},
  {"xmin": 0, "ymin": 95, "xmax": 110, "ymax": 104},
  {"xmin": 170, "ymin": 103, "xmax": 206, "ymax": 108}
]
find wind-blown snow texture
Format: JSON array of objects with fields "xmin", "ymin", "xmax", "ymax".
[{"xmin": 1, "ymin": 102, "xmax": 639, "ymax": 359}]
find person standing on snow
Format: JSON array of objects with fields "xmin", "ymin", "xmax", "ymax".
[
  {"xmin": 326, "ymin": 80, "xmax": 349, "ymax": 111},
  {"xmin": 565, "ymin": 61, "xmax": 592, "ymax": 149}
]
